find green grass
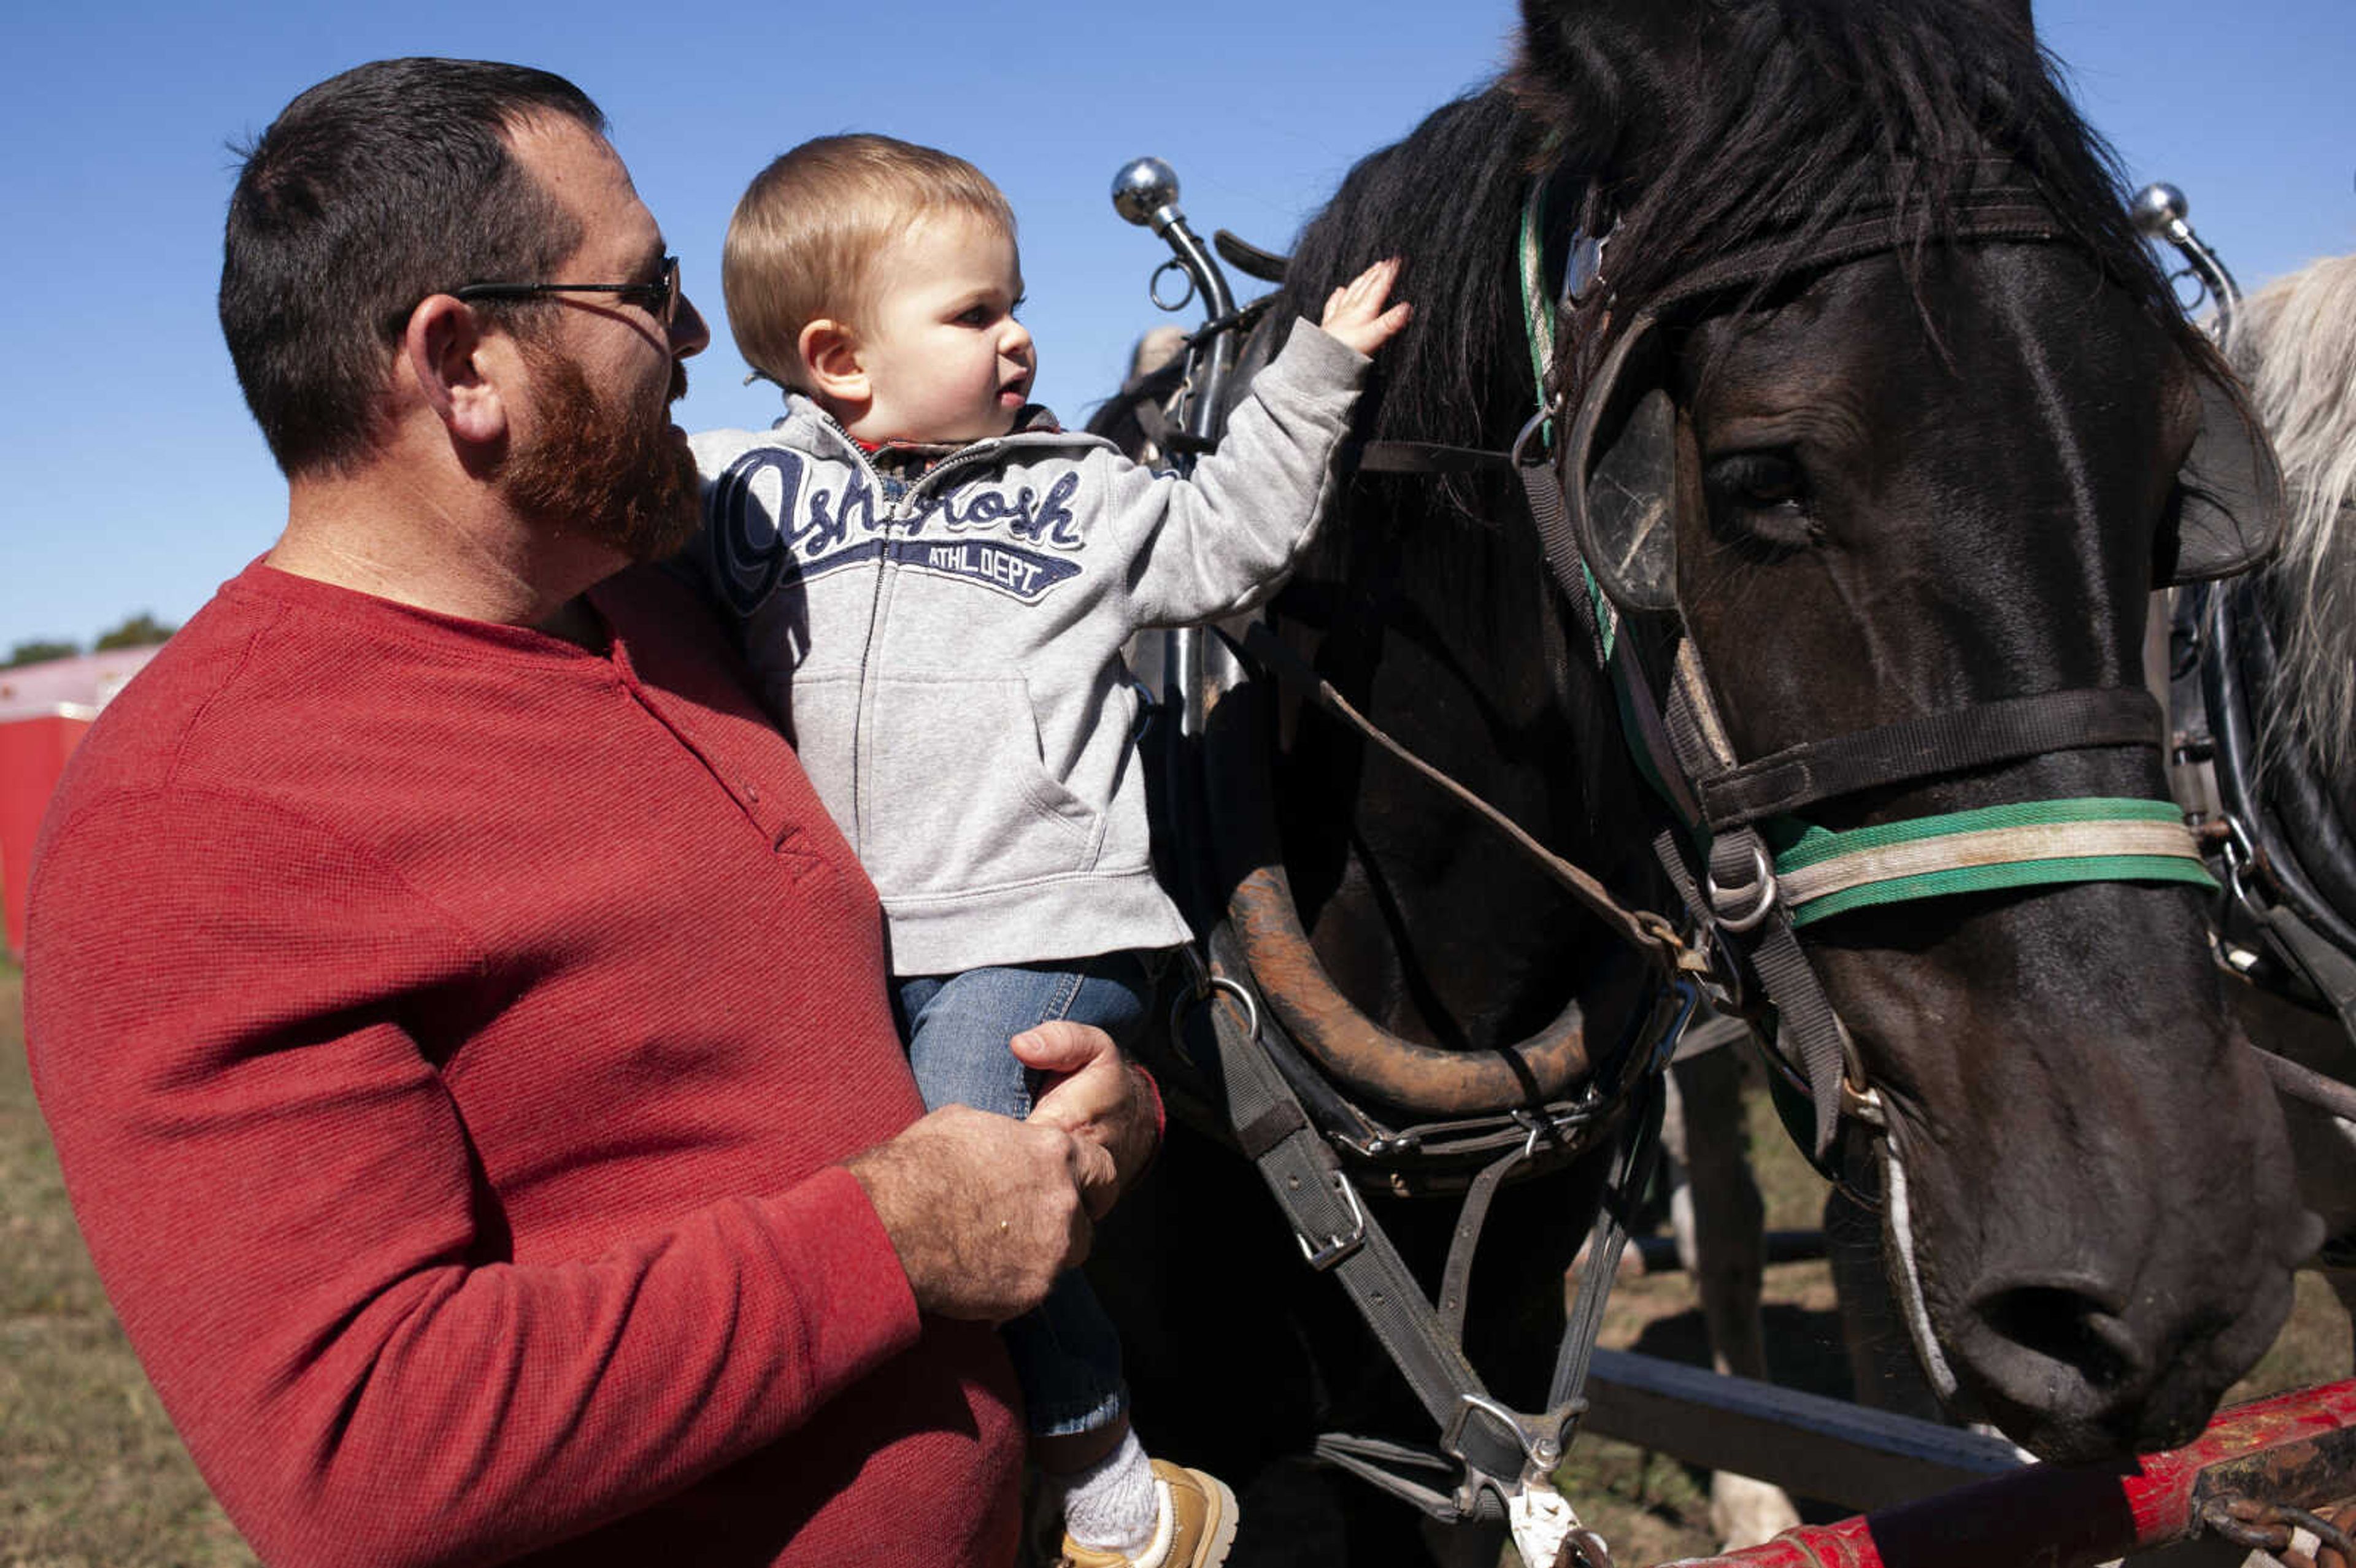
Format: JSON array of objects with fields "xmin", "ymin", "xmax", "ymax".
[
  {"xmin": 2, "ymin": 967, "xmax": 2346, "ymax": 1565},
  {"xmin": 0, "ymin": 959, "xmax": 256, "ymax": 1567}
]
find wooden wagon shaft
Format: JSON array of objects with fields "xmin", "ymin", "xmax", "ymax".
[
  {"xmin": 1581, "ymin": 1350, "xmax": 2028, "ymax": 1512},
  {"xmin": 1652, "ymin": 1377, "xmax": 2356, "ymax": 1567}
]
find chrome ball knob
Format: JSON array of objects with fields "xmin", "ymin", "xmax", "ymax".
[
  {"xmin": 1112, "ymin": 158, "xmax": 1181, "ymax": 228},
  {"xmin": 2131, "ymin": 182, "xmax": 2189, "ymax": 237}
]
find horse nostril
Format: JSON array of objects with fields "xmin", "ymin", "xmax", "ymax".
[{"xmin": 1976, "ymin": 1285, "xmax": 2147, "ymax": 1393}]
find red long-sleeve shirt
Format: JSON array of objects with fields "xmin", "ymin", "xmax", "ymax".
[{"xmin": 23, "ymin": 559, "xmax": 1021, "ymax": 1566}]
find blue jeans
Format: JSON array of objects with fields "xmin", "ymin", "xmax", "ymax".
[{"xmin": 894, "ymin": 950, "xmax": 1155, "ymax": 1438}]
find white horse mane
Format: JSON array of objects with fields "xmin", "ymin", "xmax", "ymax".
[{"xmin": 2235, "ymin": 251, "xmax": 2356, "ymax": 773}]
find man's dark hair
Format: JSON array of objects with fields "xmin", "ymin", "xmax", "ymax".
[{"xmin": 220, "ymin": 58, "xmax": 607, "ymax": 477}]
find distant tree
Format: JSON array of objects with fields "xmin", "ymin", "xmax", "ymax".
[
  {"xmin": 91, "ymin": 613, "xmax": 177, "ymax": 652},
  {"xmin": 4, "ymin": 637, "xmax": 81, "ymax": 669}
]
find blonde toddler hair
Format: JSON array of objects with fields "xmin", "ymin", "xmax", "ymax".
[{"xmin": 723, "ymin": 134, "xmax": 1018, "ymax": 388}]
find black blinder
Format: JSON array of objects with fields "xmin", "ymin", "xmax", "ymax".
[
  {"xmin": 1572, "ymin": 315, "xmax": 2288, "ymax": 609},
  {"xmin": 2157, "ymin": 373, "xmax": 2285, "ymax": 585},
  {"xmin": 1566, "ymin": 311, "xmax": 1681, "ymax": 614}
]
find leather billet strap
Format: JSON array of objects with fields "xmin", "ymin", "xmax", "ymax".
[
  {"xmin": 1196, "ymin": 922, "xmax": 1614, "ymax": 1520},
  {"xmin": 1704, "ymin": 826, "xmax": 1856, "ymax": 1156},
  {"xmin": 1202, "ymin": 926, "xmax": 1493, "ymax": 1442}
]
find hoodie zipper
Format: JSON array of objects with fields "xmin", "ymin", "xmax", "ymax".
[{"xmin": 791, "ymin": 409, "xmax": 1077, "ymax": 858}]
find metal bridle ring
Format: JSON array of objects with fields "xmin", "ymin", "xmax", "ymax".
[
  {"xmin": 1150, "ymin": 258, "xmax": 1198, "ymax": 313},
  {"xmin": 1510, "ymin": 405, "xmax": 1555, "ymax": 468},
  {"xmin": 1706, "ymin": 839, "xmax": 1779, "ymax": 933}
]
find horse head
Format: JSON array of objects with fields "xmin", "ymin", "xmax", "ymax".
[{"xmin": 1514, "ymin": 0, "xmax": 2310, "ymax": 1462}]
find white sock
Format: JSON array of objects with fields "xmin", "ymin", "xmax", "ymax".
[{"xmin": 1061, "ymin": 1428, "xmax": 1158, "ymax": 1557}]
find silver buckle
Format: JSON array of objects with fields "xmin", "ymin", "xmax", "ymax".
[{"xmin": 1295, "ymin": 1173, "xmax": 1368, "ymax": 1270}]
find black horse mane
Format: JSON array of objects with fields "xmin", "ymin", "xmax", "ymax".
[
  {"xmin": 1274, "ymin": 88, "xmax": 1549, "ymax": 479},
  {"xmin": 1271, "ymin": 0, "xmax": 2217, "ymax": 483},
  {"xmin": 1508, "ymin": 0, "xmax": 2216, "ymax": 391},
  {"xmin": 1241, "ymin": 0, "xmax": 2223, "ymax": 877}
]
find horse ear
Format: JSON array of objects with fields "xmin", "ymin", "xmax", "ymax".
[
  {"xmin": 1511, "ymin": 0, "xmax": 1718, "ymax": 180},
  {"xmin": 2160, "ymin": 375, "xmax": 2285, "ymax": 585},
  {"xmin": 1569, "ymin": 312, "xmax": 1682, "ymax": 612}
]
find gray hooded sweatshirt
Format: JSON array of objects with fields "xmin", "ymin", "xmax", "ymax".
[{"xmin": 690, "ymin": 320, "xmax": 1368, "ymax": 976}]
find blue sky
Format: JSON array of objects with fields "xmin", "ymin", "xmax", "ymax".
[{"xmin": 2, "ymin": 1, "xmax": 2349, "ymax": 652}]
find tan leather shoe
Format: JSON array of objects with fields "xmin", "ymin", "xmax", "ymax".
[{"xmin": 1058, "ymin": 1459, "xmax": 1238, "ymax": 1568}]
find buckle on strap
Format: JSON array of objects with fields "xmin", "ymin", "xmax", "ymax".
[
  {"xmin": 1295, "ymin": 1172, "xmax": 1368, "ymax": 1270},
  {"xmin": 1446, "ymin": 1393, "xmax": 1578, "ymax": 1478}
]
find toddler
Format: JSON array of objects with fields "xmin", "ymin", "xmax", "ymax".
[{"xmin": 691, "ymin": 134, "xmax": 1406, "ymax": 1568}]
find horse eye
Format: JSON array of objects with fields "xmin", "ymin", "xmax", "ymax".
[{"xmin": 1704, "ymin": 450, "xmax": 1816, "ymax": 550}]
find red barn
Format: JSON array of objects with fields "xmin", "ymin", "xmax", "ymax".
[{"xmin": 1, "ymin": 648, "xmax": 164, "ymax": 957}]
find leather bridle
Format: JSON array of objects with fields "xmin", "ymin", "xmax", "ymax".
[{"xmin": 1531, "ymin": 163, "xmax": 2265, "ymax": 1163}]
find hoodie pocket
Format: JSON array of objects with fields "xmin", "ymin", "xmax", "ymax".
[{"xmin": 861, "ymin": 675, "xmax": 1101, "ymax": 897}]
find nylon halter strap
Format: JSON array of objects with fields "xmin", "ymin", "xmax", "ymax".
[{"xmin": 1513, "ymin": 171, "xmax": 2217, "ymax": 1157}]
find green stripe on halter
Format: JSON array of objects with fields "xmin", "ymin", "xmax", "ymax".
[{"xmin": 1766, "ymin": 797, "xmax": 2217, "ymax": 926}]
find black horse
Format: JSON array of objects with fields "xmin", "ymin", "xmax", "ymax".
[{"xmin": 1093, "ymin": 1, "xmax": 2312, "ymax": 1559}]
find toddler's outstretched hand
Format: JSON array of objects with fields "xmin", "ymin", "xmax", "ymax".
[{"xmin": 1320, "ymin": 256, "xmax": 1412, "ymax": 357}]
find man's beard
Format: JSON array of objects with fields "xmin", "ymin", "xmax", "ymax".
[{"xmin": 501, "ymin": 344, "xmax": 700, "ymax": 564}]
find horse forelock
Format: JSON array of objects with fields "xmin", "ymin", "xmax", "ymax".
[
  {"xmin": 2240, "ymin": 253, "xmax": 2356, "ymax": 774},
  {"xmin": 1509, "ymin": 0, "xmax": 2204, "ymax": 401}
]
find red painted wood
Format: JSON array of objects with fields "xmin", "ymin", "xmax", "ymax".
[{"xmin": 1661, "ymin": 1380, "xmax": 2356, "ymax": 1568}]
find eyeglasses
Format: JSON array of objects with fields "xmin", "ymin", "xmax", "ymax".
[{"xmin": 452, "ymin": 254, "xmax": 680, "ymax": 328}]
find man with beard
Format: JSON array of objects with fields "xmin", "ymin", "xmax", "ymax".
[{"xmin": 21, "ymin": 58, "xmax": 1157, "ymax": 1567}]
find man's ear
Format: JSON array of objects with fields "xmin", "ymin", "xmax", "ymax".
[
  {"xmin": 402, "ymin": 296, "xmax": 510, "ymax": 448},
  {"xmin": 798, "ymin": 318, "xmax": 870, "ymax": 405}
]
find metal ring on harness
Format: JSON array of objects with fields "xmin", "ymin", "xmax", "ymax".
[
  {"xmin": 1166, "ymin": 959, "xmax": 1265, "ymax": 1075},
  {"xmin": 1840, "ymin": 1076, "xmax": 1888, "ymax": 1129},
  {"xmin": 1150, "ymin": 257, "xmax": 1198, "ymax": 312},
  {"xmin": 1706, "ymin": 837, "xmax": 1779, "ymax": 932},
  {"xmin": 1509, "ymin": 405, "xmax": 1552, "ymax": 468},
  {"xmin": 1205, "ymin": 973, "xmax": 1260, "ymax": 1043}
]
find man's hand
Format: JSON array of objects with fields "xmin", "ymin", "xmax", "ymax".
[
  {"xmin": 846, "ymin": 1106, "xmax": 1091, "ymax": 1322},
  {"xmin": 1319, "ymin": 256, "xmax": 1412, "ymax": 358},
  {"xmin": 1018, "ymin": 1021, "xmax": 1160, "ymax": 1220}
]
